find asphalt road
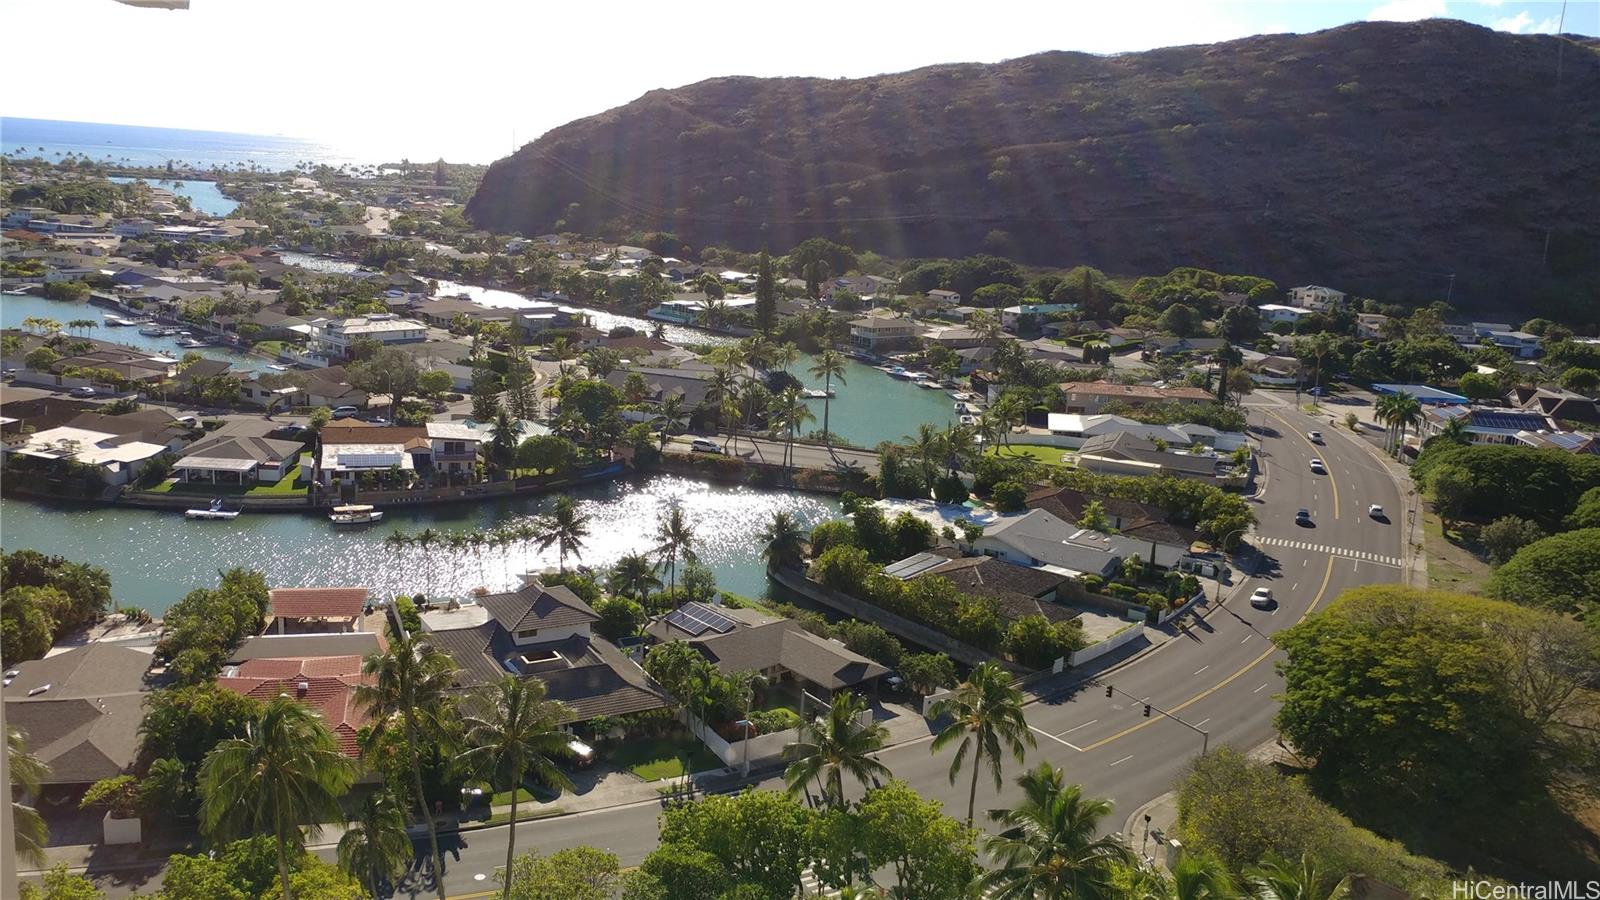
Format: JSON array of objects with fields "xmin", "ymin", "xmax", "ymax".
[{"xmin": 67, "ymin": 395, "xmax": 1406, "ymax": 899}]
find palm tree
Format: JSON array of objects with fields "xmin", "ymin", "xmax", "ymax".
[
  {"xmin": 488, "ymin": 408, "xmax": 523, "ymax": 475},
  {"xmin": 760, "ymin": 511, "xmax": 808, "ymax": 570},
  {"xmin": 929, "ymin": 661, "xmax": 1036, "ymax": 827},
  {"xmin": 1389, "ymin": 391, "xmax": 1423, "ymax": 455},
  {"xmin": 8, "ymin": 726, "xmax": 49, "ymax": 868},
  {"xmin": 413, "ymin": 528, "xmax": 440, "ymax": 598},
  {"xmin": 1436, "ymin": 414, "xmax": 1470, "ymax": 445},
  {"xmin": 1166, "ymin": 853, "xmax": 1239, "ymax": 900},
  {"xmin": 356, "ymin": 634, "xmax": 459, "ymax": 900},
  {"xmin": 782, "ymin": 691, "xmax": 890, "ymax": 809},
  {"xmin": 654, "ymin": 506, "xmax": 697, "ymax": 594},
  {"xmin": 198, "ymin": 697, "xmax": 357, "ymax": 900},
  {"xmin": 808, "ymin": 350, "xmax": 848, "ymax": 450},
  {"xmin": 905, "ymin": 422, "xmax": 946, "ymax": 490},
  {"xmin": 1246, "ymin": 853, "xmax": 1350, "ymax": 900},
  {"xmin": 657, "ymin": 394, "xmax": 688, "ymax": 450},
  {"xmin": 770, "ymin": 386, "xmax": 816, "ymax": 481},
  {"xmin": 608, "ymin": 552, "xmax": 662, "ymax": 605},
  {"xmin": 979, "ymin": 761, "xmax": 1135, "ymax": 900},
  {"xmin": 337, "ymin": 789, "xmax": 413, "ymax": 899},
  {"xmin": 461, "ymin": 676, "xmax": 575, "ymax": 900},
  {"xmin": 942, "ymin": 422, "xmax": 979, "ymax": 477},
  {"xmin": 533, "ymin": 496, "xmax": 589, "ymax": 572}
]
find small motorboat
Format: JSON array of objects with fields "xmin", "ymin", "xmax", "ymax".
[
  {"xmin": 329, "ymin": 504, "xmax": 384, "ymax": 526},
  {"xmin": 959, "ymin": 414, "xmax": 979, "ymax": 426},
  {"xmin": 175, "ymin": 337, "xmax": 208, "ymax": 349},
  {"xmin": 185, "ymin": 498, "xmax": 240, "ymax": 520},
  {"xmin": 104, "ymin": 314, "xmax": 149, "ymax": 327},
  {"xmin": 138, "ymin": 325, "xmax": 168, "ymax": 337},
  {"xmin": 800, "ymin": 388, "xmax": 834, "ymax": 399},
  {"xmin": 885, "ymin": 366, "xmax": 909, "ymax": 379}
]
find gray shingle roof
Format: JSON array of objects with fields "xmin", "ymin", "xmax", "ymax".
[
  {"xmin": 479, "ymin": 581, "xmax": 599, "ymax": 633},
  {"xmin": 692, "ymin": 621, "xmax": 889, "ymax": 691}
]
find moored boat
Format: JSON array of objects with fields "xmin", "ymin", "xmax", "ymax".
[
  {"xmin": 329, "ymin": 504, "xmax": 384, "ymax": 526},
  {"xmin": 185, "ymin": 498, "xmax": 240, "ymax": 520}
]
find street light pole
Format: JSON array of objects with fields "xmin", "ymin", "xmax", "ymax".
[{"xmin": 1214, "ymin": 526, "xmax": 1250, "ymax": 605}]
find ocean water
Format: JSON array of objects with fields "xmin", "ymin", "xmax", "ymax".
[{"xmin": 2, "ymin": 117, "xmax": 361, "ymax": 172}]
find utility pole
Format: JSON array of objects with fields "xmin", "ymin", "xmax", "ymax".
[
  {"xmin": 1099, "ymin": 680, "xmax": 1210, "ymax": 755},
  {"xmin": 1445, "ymin": 274, "xmax": 1456, "ymax": 306}
]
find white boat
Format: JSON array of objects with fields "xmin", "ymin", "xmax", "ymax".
[
  {"xmin": 329, "ymin": 504, "xmax": 384, "ymax": 526},
  {"xmin": 138, "ymin": 326, "xmax": 167, "ymax": 337},
  {"xmin": 885, "ymin": 366, "xmax": 909, "ymax": 379},
  {"xmin": 104, "ymin": 314, "xmax": 149, "ymax": 327},
  {"xmin": 800, "ymin": 388, "xmax": 834, "ymax": 399},
  {"xmin": 185, "ymin": 498, "xmax": 240, "ymax": 520},
  {"xmin": 959, "ymin": 414, "xmax": 979, "ymax": 426},
  {"xmin": 175, "ymin": 338, "xmax": 208, "ymax": 349},
  {"xmin": 266, "ymin": 364, "xmax": 289, "ymax": 372}
]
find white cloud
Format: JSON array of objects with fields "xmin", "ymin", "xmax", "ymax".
[
  {"xmin": 1367, "ymin": 0, "xmax": 1448, "ymax": 21},
  {"xmin": 1491, "ymin": 10, "xmax": 1563, "ymax": 33}
]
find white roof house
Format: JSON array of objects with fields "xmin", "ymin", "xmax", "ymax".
[
  {"xmin": 1044, "ymin": 414, "xmax": 1245, "ymax": 451},
  {"xmin": 5, "ymin": 426, "xmax": 168, "ymax": 486}
]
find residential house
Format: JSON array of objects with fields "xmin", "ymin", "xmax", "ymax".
[
  {"xmin": 605, "ymin": 366, "xmax": 716, "ymax": 410},
  {"xmin": 890, "ymin": 551, "xmax": 1077, "ymax": 625},
  {"xmin": 424, "ymin": 421, "xmax": 483, "ymax": 476},
  {"xmin": 972, "ymin": 510, "xmax": 1123, "ymax": 578},
  {"xmin": 1001, "ymin": 304, "xmax": 1077, "ymax": 333},
  {"xmin": 217, "ymin": 656, "xmax": 371, "ymax": 757},
  {"xmin": 2, "ymin": 643, "xmax": 171, "ymax": 788},
  {"xmin": 265, "ymin": 587, "xmax": 370, "ymax": 635},
  {"xmin": 425, "ymin": 577, "xmax": 670, "ymax": 723},
  {"xmin": 1075, "ymin": 431, "xmax": 1226, "ymax": 481},
  {"xmin": 3, "ymin": 420, "xmax": 174, "ymax": 486},
  {"xmin": 922, "ymin": 326, "xmax": 985, "ymax": 350},
  {"xmin": 1286, "ymin": 285, "xmax": 1346, "ymax": 310},
  {"xmin": 1418, "ymin": 406, "xmax": 1557, "ymax": 446},
  {"xmin": 1236, "ymin": 349, "xmax": 1303, "ymax": 385},
  {"xmin": 1057, "ymin": 381, "xmax": 1214, "ymax": 415},
  {"xmin": 849, "ymin": 316, "xmax": 919, "ymax": 352},
  {"xmin": 1257, "ymin": 304, "xmax": 1313, "ymax": 326},
  {"xmin": 1025, "ymin": 486, "xmax": 1205, "ymax": 568},
  {"xmin": 645, "ymin": 601, "xmax": 888, "ymax": 701},
  {"xmin": 315, "ymin": 424, "xmax": 431, "ymax": 485},
  {"xmin": 415, "ymin": 298, "xmax": 514, "ymax": 330},
  {"xmin": 1507, "ymin": 387, "xmax": 1600, "ymax": 425},
  {"xmin": 1043, "ymin": 414, "xmax": 1246, "ymax": 451},
  {"xmin": 926, "ymin": 289, "xmax": 961, "ymax": 306},
  {"xmin": 1356, "ymin": 313, "xmax": 1390, "ymax": 340},
  {"xmin": 307, "ymin": 314, "xmax": 427, "ymax": 359},
  {"xmin": 174, "ymin": 434, "xmax": 304, "ymax": 485}
]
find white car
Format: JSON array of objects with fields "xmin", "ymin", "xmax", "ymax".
[
  {"xmin": 690, "ymin": 438, "xmax": 723, "ymax": 454},
  {"xmin": 1308, "ymin": 431, "xmax": 1324, "ymax": 443},
  {"xmin": 1309, "ymin": 457, "xmax": 1326, "ymax": 473},
  {"xmin": 1249, "ymin": 587, "xmax": 1275, "ymax": 609},
  {"xmin": 1369, "ymin": 504, "xmax": 1386, "ymax": 518}
]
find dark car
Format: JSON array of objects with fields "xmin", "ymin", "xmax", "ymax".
[{"xmin": 1295, "ymin": 508, "xmax": 1313, "ymax": 526}]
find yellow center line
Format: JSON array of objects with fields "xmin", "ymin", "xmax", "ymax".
[{"xmin": 1078, "ymin": 555, "xmax": 1334, "ymax": 752}]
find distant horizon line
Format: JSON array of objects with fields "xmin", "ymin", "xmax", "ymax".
[{"xmin": 2, "ymin": 114, "xmax": 315, "ymax": 144}]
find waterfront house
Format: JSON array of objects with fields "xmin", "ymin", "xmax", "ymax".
[
  {"xmin": 315, "ymin": 424, "xmax": 429, "ymax": 486},
  {"xmin": 217, "ymin": 656, "xmax": 371, "ymax": 757},
  {"xmin": 1026, "ymin": 486, "xmax": 1206, "ymax": 568},
  {"xmin": 887, "ymin": 551, "xmax": 1076, "ymax": 625},
  {"xmin": 849, "ymin": 316, "xmax": 919, "ymax": 352},
  {"xmin": 1287, "ymin": 285, "xmax": 1346, "ymax": 310},
  {"xmin": 424, "ymin": 577, "xmax": 670, "ymax": 724},
  {"xmin": 3, "ymin": 643, "xmax": 170, "ymax": 790},
  {"xmin": 972, "ymin": 510, "xmax": 1123, "ymax": 579},
  {"xmin": 1057, "ymin": 381, "xmax": 1214, "ymax": 415},
  {"xmin": 266, "ymin": 586, "xmax": 370, "ymax": 635},
  {"xmin": 1075, "ymin": 432, "xmax": 1225, "ymax": 482},
  {"xmin": 307, "ymin": 314, "xmax": 427, "ymax": 360},
  {"xmin": 173, "ymin": 434, "xmax": 304, "ymax": 485},
  {"xmin": 3, "ymin": 423, "xmax": 171, "ymax": 486},
  {"xmin": 922, "ymin": 326, "xmax": 986, "ymax": 350},
  {"xmin": 423, "ymin": 421, "xmax": 483, "ymax": 477},
  {"xmin": 645, "ymin": 601, "xmax": 888, "ymax": 702},
  {"xmin": 1043, "ymin": 413, "xmax": 1246, "ymax": 451}
]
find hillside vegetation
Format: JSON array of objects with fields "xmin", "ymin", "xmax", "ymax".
[{"xmin": 467, "ymin": 20, "xmax": 1599, "ymax": 312}]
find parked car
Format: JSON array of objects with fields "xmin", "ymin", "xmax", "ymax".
[
  {"xmin": 176, "ymin": 415, "xmax": 200, "ymax": 428},
  {"xmin": 565, "ymin": 737, "xmax": 596, "ymax": 769},
  {"xmin": 690, "ymin": 438, "xmax": 723, "ymax": 454},
  {"xmin": 1295, "ymin": 508, "xmax": 1313, "ymax": 526},
  {"xmin": 331, "ymin": 405, "xmax": 360, "ymax": 419},
  {"xmin": 69, "ymin": 386, "xmax": 97, "ymax": 398},
  {"xmin": 1249, "ymin": 587, "xmax": 1275, "ymax": 610},
  {"xmin": 1308, "ymin": 430, "xmax": 1323, "ymax": 443}
]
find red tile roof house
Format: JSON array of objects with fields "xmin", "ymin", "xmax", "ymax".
[
  {"xmin": 1058, "ymin": 380, "xmax": 1215, "ymax": 415},
  {"xmin": 266, "ymin": 586, "xmax": 369, "ymax": 635},
  {"xmin": 218, "ymin": 656, "xmax": 372, "ymax": 757}
]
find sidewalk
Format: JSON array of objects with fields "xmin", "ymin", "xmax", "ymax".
[{"xmin": 1121, "ymin": 740, "xmax": 1292, "ymax": 870}]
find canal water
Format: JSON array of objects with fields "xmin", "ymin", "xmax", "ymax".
[
  {"xmin": 108, "ymin": 176, "xmax": 238, "ymax": 218},
  {"xmin": 791, "ymin": 355, "xmax": 954, "ymax": 449},
  {"xmin": 0, "ymin": 476, "xmax": 840, "ymax": 615},
  {"xmin": 2, "ymin": 292, "xmax": 275, "ymax": 374}
]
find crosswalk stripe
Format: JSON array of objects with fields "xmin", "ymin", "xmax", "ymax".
[{"xmin": 1252, "ymin": 536, "xmax": 1399, "ymax": 566}]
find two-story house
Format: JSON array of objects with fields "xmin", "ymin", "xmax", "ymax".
[
  {"xmin": 849, "ymin": 316, "xmax": 918, "ymax": 352},
  {"xmin": 307, "ymin": 314, "xmax": 428, "ymax": 359},
  {"xmin": 1286, "ymin": 285, "xmax": 1346, "ymax": 310}
]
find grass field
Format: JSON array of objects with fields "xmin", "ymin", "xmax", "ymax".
[
  {"xmin": 1421, "ymin": 507, "xmax": 1492, "ymax": 594},
  {"xmin": 609, "ymin": 735, "xmax": 722, "ymax": 781},
  {"xmin": 145, "ymin": 465, "xmax": 305, "ymax": 497},
  {"xmin": 986, "ymin": 444, "xmax": 1074, "ymax": 467}
]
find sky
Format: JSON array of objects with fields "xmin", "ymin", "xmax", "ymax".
[{"xmin": 2, "ymin": 0, "xmax": 1594, "ymax": 164}]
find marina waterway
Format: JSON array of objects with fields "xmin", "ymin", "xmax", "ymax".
[
  {"xmin": 0, "ymin": 476, "xmax": 839, "ymax": 615},
  {"xmin": 2, "ymin": 292, "xmax": 276, "ymax": 374},
  {"xmin": 107, "ymin": 176, "xmax": 238, "ymax": 217}
]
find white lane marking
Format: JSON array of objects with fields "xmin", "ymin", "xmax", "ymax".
[
  {"xmin": 1059, "ymin": 719, "xmax": 1098, "ymax": 735},
  {"xmin": 1194, "ymin": 718, "xmax": 1211, "ymax": 728},
  {"xmin": 1109, "ymin": 754, "xmax": 1135, "ymax": 767},
  {"xmin": 1192, "ymin": 665, "xmax": 1209, "ymax": 676},
  {"xmin": 1241, "ymin": 635, "xmax": 1252, "ymax": 643},
  {"xmin": 1030, "ymin": 725, "xmax": 1083, "ymax": 751},
  {"xmin": 1253, "ymin": 682, "xmax": 1270, "ymax": 693}
]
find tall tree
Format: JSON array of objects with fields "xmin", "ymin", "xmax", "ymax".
[
  {"xmin": 808, "ymin": 350, "xmax": 848, "ymax": 449},
  {"xmin": 607, "ymin": 552, "xmax": 662, "ymax": 605},
  {"xmin": 8, "ymin": 726, "xmax": 49, "ymax": 868},
  {"xmin": 1246, "ymin": 853, "xmax": 1351, "ymax": 900},
  {"xmin": 533, "ymin": 496, "xmax": 589, "ymax": 573},
  {"xmin": 929, "ymin": 661, "xmax": 1036, "ymax": 827},
  {"xmin": 462, "ymin": 676, "xmax": 575, "ymax": 900},
  {"xmin": 355, "ymin": 634, "xmax": 459, "ymax": 900},
  {"xmin": 197, "ymin": 698, "xmax": 356, "ymax": 900},
  {"xmin": 337, "ymin": 789, "xmax": 412, "ymax": 899},
  {"xmin": 759, "ymin": 511, "xmax": 808, "ymax": 570},
  {"xmin": 980, "ymin": 762, "xmax": 1135, "ymax": 900},
  {"xmin": 754, "ymin": 249, "xmax": 777, "ymax": 333},
  {"xmin": 783, "ymin": 691, "xmax": 891, "ymax": 809},
  {"xmin": 654, "ymin": 507, "xmax": 697, "ymax": 594}
]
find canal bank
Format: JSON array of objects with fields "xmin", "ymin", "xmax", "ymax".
[{"xmin": 0, "ymin": 475, "xmax": 841, "ymax": 615}]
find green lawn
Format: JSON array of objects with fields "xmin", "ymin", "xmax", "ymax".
[
  {"xmin": 486, "ymin": 806, "xmax": 564, "ymax": 826},
  {"xmin": 757, "ymin": 692, "xmax": 802, "ymax": 716},
  {"xmin": 986, "ymin": 444, "xmax": 1074, "ymax": 467},
  {"xmin": 609, "ymin": 735, "xmax": 721, "ymax": 781},
  {"xmin": 144, "ymin": 465, "xmax": 305, "ymax": 497},
  {"xmin": 1421, "ymin": 508, "xmax": 1493, "ymax": 594}
]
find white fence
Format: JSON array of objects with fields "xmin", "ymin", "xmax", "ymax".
[
  {"xmin": 682, "ymin": 709, "xmax": 862, "ymax": 772},
  {"xmin": 1068, "ymin": 623, "xmax": 1147, "ymax": 667}
]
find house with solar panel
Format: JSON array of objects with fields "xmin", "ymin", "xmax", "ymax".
[
  {"xmin": 644, "ymin": 601, "xmax": 890, "ymax": 703},
  {"xmin": 421, "ymin": 575, "xmax": 671, "ymax": 726},
  {"xmin": 1420, "ymin": 405, "xmax": 1596, "ymax": 450}
]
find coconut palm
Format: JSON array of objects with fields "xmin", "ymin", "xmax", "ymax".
[
  {"xmin": 198, "ymin": 697, "xmax": 357, "ymax": 900},
  {"xmin": 533, "ymin": 496, "xmax": 589, "ymax": 573},
  {"xmin": 929, "ymin": 661, "xmax": 1036, "ymax": 827},
  {"xmin": 488, "ymin": 408, "xmax": 523, "ymax": 474},
  {"xmin": 1436, "ymin": 414, "xmax": 1470, "ymax": 445},
  {"xmin": 654, "ymin": 506, "xmax": 697, "ymax": 594},
  {"xmin": 979, "ymin": 761, "xmax": 1135, "ymax": 900},
  {"xmin": 905, "ymin": 422, "xmax": 946, "ymax": 487},
  {"xmin": 413, "ymin": 527, "xmax": 441, "ymax": 595},
  {"xmin": 759, "ymin": 510, "xmax": 807, "ymax": 570},
  {"xmin": 608, "ymin": 552, "xmax": 662, "ymax": 605},
  {"xmin": 809, "ymin": 349, "xmax": 849, "ymax": 449},
  {"xmin": 337, "ymin": 789, "xmax": 412, "ymax": 899},
  {"xmin": 8, "ymin": 726, "xmax": 49, "ymax": 868},
  {"xmin": 942, "ymin": 422, "xmax": 979, "ymax": 477},
  {"xmin": 770, "ymin": 386, "xmax": 816, "ymax": 480},
  {"xmin": 1245, "ymin": 853, "xmax": 1350, "ymax": 900},
  {"xmin": 461, "ymin": 676, "xmax": 575, "ymax": 900},
  {"xmin": 657, "ymin": 394, "xmax": 688, "ymax": 450},
  {"xmin": 990, "ymin": 394, "xmax": 1028, "ymax": 451},
  {"xmin": 782, "ymin": 691, "xmax": 890, "ymax": 809},
  {"xmin": 356, "ymin": 634, "xmax": 459, "ymax": 900},
  {"xmin": 1388, "ymin": 391, "xmax": 1423, "ymax": 454}
]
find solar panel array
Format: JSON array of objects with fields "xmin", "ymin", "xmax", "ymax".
[
  {"xmin": 663, "ymin": 601, "xmax": 737, "ymax": 637},
  {"xmin": 881, "ymin": 552, "xmax": 949, "ymax": 580},
  {"xmin": 1470, "ymin": 411, "xmax": 1547, "ymax": 431}
]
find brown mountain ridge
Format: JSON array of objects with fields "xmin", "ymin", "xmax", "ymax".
[{"xmin": 466, "ymin": 20, "xmax": 1599, "ymax": 307}]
